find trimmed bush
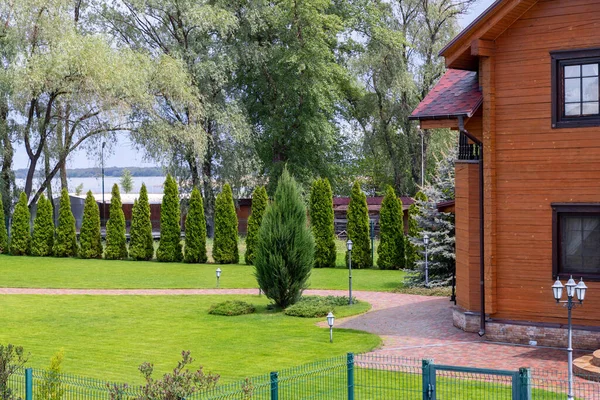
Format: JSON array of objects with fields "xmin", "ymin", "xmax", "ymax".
[
  {"xmin": 53, "ymin": 188, "xmax": 78, "ymax": 257},
  {"xmin": 213, "ymin": 183, "xmax": 238, "ymax": 264},
  {"xmin": 245, "ymin": 186, "xmax": 267, "ymax": 265},
  {"xmin": 254, "ymin": 169, "xmax": 314, "ymax": 309},
  {"xmin": 208, "ymin": 300, "xmax": 255, "ymax": 316},
  {"xmin": 283, "ymin": 296, "xmax": 358, "ymax": 318},
  {"xmin": 79, "ymin": 191, "xmax": 102, "ymax": 259},
  {"xmin": 405, "ymin": 191, "xmax": 426, "ymax": 269},
  {"xmin": 346, "ymin": 181, "xmax": 371, "ymax": 269},
  {"xmin": 31, "ymin": 194, "xmax": 55, "ymax": 257},
  {"xmin": 309, "ymin": 178, "xmax": 336, "ymax": 268},
  {"xmin": 10, "ymin": 192, "xmax": 31, "ymax": 255},
  {"xmin": 129, "ymin": 184, "xmax": 154, "ymax": 261},
  {"xmin": 0, "ymin": 192, "xmax": 7, "ymax": 254},
  {"xmin": 105, "ymin": 184, "xmax": 128, "ymax": 260},
  {"xmin": 377, "ymin": 185, "xmax": 405, "ymax": 269},
  {"xmin": 184, "ymin": 187, "xmax": 207, "ymax": 263},
  {"xmin": 157, "ymin": 175, "xmax": 182, "ymax": 262}
]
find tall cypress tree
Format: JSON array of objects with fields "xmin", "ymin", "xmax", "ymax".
[
  {"xmin": 129, "ymin": 183, "xmax": 154, "ymax": 261},
  {"xmin": 105, "ymin": 184, "xmax": 128, "ymax": 260},
  {"xmin": 245, "ymin": 186, "xmax": 267, "ymax": 265},
  {"xmin": 0, "ymin": 192, "xmax": 7, "ymax": 254},
  {"xmin": 53, "ymin": 189, "xmax": 77, "ymax": 257},
  {"xmin": 213, "ymin": 183, "xmax": 239, "ymax": 264},
  {"xmin": 79, "ymin": 191, "xmax": 102, "ymax": 259},
  {"xmin": 310, "ymin": 178, "xmax": 336, "ymax": 268},
  {"xmin": 157, "ymin": 175, "xmax": 182, "ymax": 262},
  {"xmin": 377, "ymin": 186, "xmax": 405, "ymax": 269},
  {"xmin": 10, "ymin": 192, "xmax": 31, "ymax": 256},
  {"xmin": 31, "ymin": 194, "xmax": 55, "ymax": 257},
  {"xmin": 347, "ymin": 181, "xmax": 371, "ymax": 269},
  {"xmin": 184, "ymin": 187, "xmax": 207, "ymax": 263},
  {"xmin": 406, "ymin": 191, "xmax": 426, "ymax": 269}
]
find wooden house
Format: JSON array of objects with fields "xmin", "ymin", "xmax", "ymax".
[{"xmin": 410, "ymin": 0, "xmax": 600, "ymax": 350}]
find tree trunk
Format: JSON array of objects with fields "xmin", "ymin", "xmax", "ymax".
[
  {"xmin": 44, "ymin": 145, "xmax": 56, "ymax": 224},
  {"xmin": 202, "ymin": 126, "xmax": 215, "ymax": 238},
  {"xmin": 0, "ymin": 101, "xmax": 13, "ymax": 218}
]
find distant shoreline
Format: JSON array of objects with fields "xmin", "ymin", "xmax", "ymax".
[{"xmin": 14, "ymin": 166, "xmax": 163, "ymax": 179}]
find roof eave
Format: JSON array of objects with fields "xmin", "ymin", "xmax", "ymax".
[{"xmin": 409, "ymin": 97, "xmax": 483, "ymax": 122}]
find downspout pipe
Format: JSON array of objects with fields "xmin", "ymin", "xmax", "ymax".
[{"xmin": 458, "ymin": 116, "xmax": 486, "ymax": 337}]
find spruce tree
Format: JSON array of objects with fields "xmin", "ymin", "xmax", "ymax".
[
  {"xmin": 10, "ymin": 192, "xmax": 31, "ymax": 255},
  {"xmin": 405, "ymin": 191, "xmax": 426, "ymax": 269},
  {"xmin": 53, "ymin": 188, "xmax": 78, "ymax": 257},
  {"xmin": 0, "ymin": 192, "xmax": 9, "ymax": 254},
  {"xmin": 346, "ymin": 181, "xmax": 372, "ymax": 269},
  {"xmin": 129, "ymin": 183, "xmax": 154, "ymax": 261},
  {"xmin": 105, "ymin": 184, "xmax": 128, "ymax": 260},
  {"xmin": 157, "ymin": 175, "xmax": 182, "ymax": 262},
  {"xmin": 245, "ymin": 186, "xmax": 268, "ymax": 265},
  {"xmin": 213, "ymin": 183, "xmax": 239, "ymax": 264},
  {"xmin": 309, "ymin": 178, "xmax": 336, "ymax": 268},
  {"xmin": 377, "ymin": 186, "xmax": 405, "ymax": 269},
  {"xmin": 255, "ymin": 169, "xmax": 314, "ymax": 308},
  {"xmin": 184, "ymin": 187, "xmax": 207, "ymax": 263},
  {"xmin": 31, "ymin": 194, "xmax": 55, "ymax": 257},
  {"xmin": 79, "ymin": 191, "xmax": 103, "ymax": 259}
]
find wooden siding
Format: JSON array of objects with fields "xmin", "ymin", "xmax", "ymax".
[{"xmin": 488, "ymin": 0, "xmax": 600, "ymax": 326}]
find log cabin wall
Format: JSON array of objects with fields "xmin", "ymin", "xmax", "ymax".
[{"xmin": 491, "ymin": 0, "xmax": 600, "ymax": 326}]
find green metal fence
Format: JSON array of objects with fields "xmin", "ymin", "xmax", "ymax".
[{"xmin": 7, "ymin": 353, "xmax": 600, "ymax": 400}]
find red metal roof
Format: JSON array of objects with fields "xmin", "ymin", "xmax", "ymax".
[{"xmin": 409, "ymin": 69, "xmax": 482, "ymax": 121}]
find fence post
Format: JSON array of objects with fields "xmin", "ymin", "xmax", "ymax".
[
  {"xmin": 25, "ymin": 368, "xmax": 32, "ymax": 400},
  {"xmin": 519, "ymin": 368, "xmax": 531, "ymax": 400},
  {"xmin": 347, "ymin": 353, "xmax": 354, "ymax": 400},
  {"xmin": 270, "ymin": 371, "xmax": 278, "ymax": 400},
  {"xmin": 422, "ymin": 360, "xmax": 435, "ymax": 400}
]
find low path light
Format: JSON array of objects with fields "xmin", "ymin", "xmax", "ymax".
[
  {"xmin": 327, "ymin": 312, "xmax": 335, "ymax": 343},
  {"xmin": 216, "ymin": 268, "xmax": 222, "ymax": 288},
  {"xmin": 347, "ymin": 239, "xmax": 353, "ymax": 305}
]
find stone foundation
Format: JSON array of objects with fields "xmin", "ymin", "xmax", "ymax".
[{"xmin": 452, "ymin": 306, "xmax": 481, "ymax": 333}]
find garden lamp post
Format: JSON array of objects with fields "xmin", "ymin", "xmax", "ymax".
[
  {"xmin": 423, "ymin": 234, "xmax": 430, "ymax": 287},
  {"xmin": 216, "ymin": 268, "xmax": 222, "ymax": 288},
  {"xmin": 327, "ymin": 312, "xmax": 335, "ymax": 343},
  {"xmin": 101, "ymin": 141, "xmax": 106, "ymax": 229},
  {"xmin": 347, "ymin": 239, "xmax": 353, "ymax": 305},
  {"xmin": 552, "ymin": 276, "xmax": 587, "ymax": 400}
]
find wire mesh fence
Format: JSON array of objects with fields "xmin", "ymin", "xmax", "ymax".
[
  {"xmin": 530, "ymin": 369, "xmax": 600, "ymax": 400},
  {"xmin": 354, "ymin": 353, "xmax": 423, "ymax": 399}
]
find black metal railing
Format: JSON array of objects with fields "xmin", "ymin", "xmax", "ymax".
[{"xmin": 458, "ymin": 132, "xmax": 481, "ymax": 161}]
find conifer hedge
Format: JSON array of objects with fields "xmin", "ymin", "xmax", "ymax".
[
  {"xmin": 309, "ymin": 178, "xmax": 336, "ymax": 268},
  {"xmin": 79, "ymin": 191, "xmax": 103, "ymax": 259},
  {"xmin": 157, "ymin": 175, "xmax": 182, "ymax": 262},
  {"xmin": 406, "ymin": 191, "xmax": 426, "ymax": 269},
  {"xmin": 184, "ymin": 187, "xmax": 207, "ymax": 263},
  {"xmin": 245, "ymin": 186, "xmax": 267, "ymax": 265},
  {"xmin": 346, "ymin": 181, "xmax": 371, "ymax": 269},
  {"xmin": 105, "ymin": 184, "xmax": 128, "ymax": 260},
  {"xmin": 377, "ymin": 185, "xmax": 405, "ymax": 269},
  {"xmin": 10, "ymin": 192, "xmax": 31, "ymax": 255},
  {"xmin": 213, "ymin": 183, "xmax": 239, "ymax": 264},
  {"xmin": 31, "ymin": 194, "xmax": 55, "ymax": 257},
  {"xmin": 129, "ymin": 183, "xmax": 155, "ymax": 261},
  {"xmin": 254, "ymin": 169, "xmax": 314, "ymax": 308},
  {"xmin": 0, "ymin": 192, "xmax": 7, "ymax": 254},
  {"xmin": 53, "ymin": 188, "xmax": 78, "ymax": 257}
]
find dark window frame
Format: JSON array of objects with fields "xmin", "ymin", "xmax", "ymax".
[
  {"xmin": 551, "ymin": 48, "xmax": 600, "ymax": 129},
  {"xmin": 552, "ymin": 203, "xmax": 600, "ymax": 281}
]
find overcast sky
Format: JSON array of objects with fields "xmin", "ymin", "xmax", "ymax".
[{"xmin": 12, "ymin": 0, "xmax": 495, "ymax": 170}]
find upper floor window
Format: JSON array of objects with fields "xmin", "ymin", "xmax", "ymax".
[{"xmin": 551, "ymin": 49, "xmax": 600, "ymax": 128}]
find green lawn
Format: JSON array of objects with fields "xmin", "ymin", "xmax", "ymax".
[
  {"xmin": 0, "ymin": 255, "xmax": 404, "ymax": 290},
  {"xmin": 0, "ymin": 295, "xmax": 378, "ymax": 383}
]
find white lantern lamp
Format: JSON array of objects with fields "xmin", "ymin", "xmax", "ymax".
[
  {"xmin": 575, "ymin": 278, "xmax": 587, "ymax": 303},
  {"xmin": 552, "ymin": 278, "xmax": 564, "ymax": 303}
]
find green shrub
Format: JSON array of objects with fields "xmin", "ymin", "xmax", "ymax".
[
  {"xmin": 79, "ymin": 191, "xmax": 102, "ymax": 259},
  {"xmin": 208, "ymin": 300, "xmax": 255, "ymax": 316},
  {"xmin": 10, "ymin": 192, "xmax": 31, "ymax": 256},
  {"xmin": 346, "ymin": 182, "xmax": 371, "ymax": 269},
  {"xmin": 105, "ymin": 184, "xmax": 128, "ymax": 260},
  {"xmin": 245, "ymin": 186, "xmax": 267, "ymax": 265},
  {"xmin": 157, "ymin": 175, "xmax": 182, "ymax": 262},
  {"xmin": 31, "ymin": 194, "xmax": 55, "ymax": 257},
  {"xmin": 0, "ymin": 192, "xmax": 7, "ymax": 254},
  {"xmin": 184, "ymin": 187, "xmax": 207, "ymax": 263},
  {"xmin": 255, "ymin": 169, "xmax": 314, "ymax": 309},
  {"xmin": 310, "ymin": 178, "xmax": 336, "ymax": 268},
  {"xmin": 129, "ymin": 184, "xmax": 154, "ymax": 261},
  {"xmin": 36, "ymin": 350, "xmax": 64, "ymax": 400},
  {"xmin": 213, "ymin": 183, "xmax": 238, "ymax": 264},
  {"xmin": 377, "ymin": 185, "xmax": 405, "ymax": 269},
  {"xmin": 53, "ymin": 188, "xmax": 77, "ymax": 257},
  {"xmin": 0, "ymin": 344, "xmax": 28, "ymax": 400},
  {"xmin": 283, "ymin": 296, "xmax": 358, "ymax": 318},
  {"xmin": 405, "ymin": 191, "xmax": 426, "ymax": 269}
]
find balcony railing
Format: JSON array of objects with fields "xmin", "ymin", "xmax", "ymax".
[{"xmin": 458, "ymin": 131, "xmax": 481, "ymax": 161}]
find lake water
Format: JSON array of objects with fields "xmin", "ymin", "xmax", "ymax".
[{"xmin": 16, "ymin": 176, "xmax": 167, "ymax": 195}]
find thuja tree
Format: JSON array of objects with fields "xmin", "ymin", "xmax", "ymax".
[
  {"xmin": 53, "ymin": 189, "xmax": 78, "ymax": 257},
  {"xmin": 213, "ymin": 183, "xmax": 238, "ymax": 264},
  {"xmin": 0, "ymin": 192, "xmax": 7, "ymax": 254},
  {"xmin": 79, "ymin": 191, "xmax": 102, "ymax": 259},
  {"xmin": 31, "ymin": 194, "xmax": 55, "ymax": 257},
  {"xmin": 245, "ymin": 186, "xmax": 267, "ymax": 265},
  {"xmin": 346, "ymin": 182, "xmax": 371, "ymax": 269},
  {"xmin": 405, "ymin": 191, "xmax": 426, "ymax": 269},
  {"xmin": 129, "ymin": 184, "xmax": 154, "ymax": 261},
  {"xmin": 255, "ymin": 169, "xmax": 315, "ymax": 308},
  {"xmin": 105, "ymin": 184, "xmax": 128, "ymax": 260},
  {"xmin": 10, "ymin": 192, "xmax": 30, "ymax": 256},
  {"xmin": 184, "ymin": 187, "xmax": 207, "ymax": 263},
  {"xmin": 377, "ymin": 186, "xmax": 405, "ymax": 270},
  {"xmin": 157, "ymin": 175, "xmax": 182, "ymax": 262},
  {"xmin": 309, "ymin": 178, "xmax": 336, "ymax": 268}
]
